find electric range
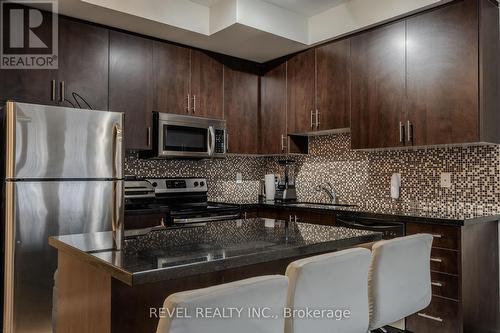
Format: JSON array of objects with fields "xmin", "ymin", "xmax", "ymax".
[{"xmin": 124, "ymin": 177, "xmax": 241, "ymax": 235}]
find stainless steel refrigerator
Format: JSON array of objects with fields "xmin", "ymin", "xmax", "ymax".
[{"xmin": 1, "ymin": 102, "xmax": 124, "ymax": 333}]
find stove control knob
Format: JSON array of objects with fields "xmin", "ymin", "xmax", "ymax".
[
  {"xmin": 151, "ymin": 182, "xmax": 158, "ymax": 187},
  {"xmin": 200, "ymin": 181, "xmax": 205, "ymax": 187},
  {"xmin": 194, "ymin": 181, "xmax": 199, "ymax": 187}
]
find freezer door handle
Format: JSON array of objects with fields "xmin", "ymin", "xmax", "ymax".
[{"xmin": 112, "ymin": 180, "xmax": 124, "ymax": 250}]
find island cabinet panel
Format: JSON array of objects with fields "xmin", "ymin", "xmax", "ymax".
[
  {"xmin": 109, "ymin": 31, "xmax": 154, "ymax": 150},
  {"xmin": 58, "ymin": 17, "xmax": 109, "ymax": 111},
  {"xmin": 287, "ymin": 48, "xmax": 316, "ymax": 134},
  {"xmin": 406, "ymin": 0, "xmax": 479, "ymax": 146},
  {"xmin": 223, "ymin": 66, "xmax": 259, "ymax": 154},
  {"xmin": 260, "ymin": 62, "xmax": 287, "ymax": 154},
  {"xmin": 405, "ymin": 220, "xmax": 499, "ymax": 333},
  {"xmin": 350, "ymin": 21, "xmax": 406, "ymax": 149},
  {"xmin": 153, "ymin": 42, "xmax": 191, "ymax": 115},
  {"xmin": 316, "ymin": 38, "xmax": 351, "ymax": 131},
  {"xmin": 190, "ymin": 50, "xmax": 223, "ymax": 118}
]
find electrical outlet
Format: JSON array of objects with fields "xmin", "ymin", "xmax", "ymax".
[
  {"xmin": 236, "ymin": 172, "xmax": 243, "ymax": 184},
  {"xmin": 440, "ymin": 172, "xmax": 452, "ymax": 188}
]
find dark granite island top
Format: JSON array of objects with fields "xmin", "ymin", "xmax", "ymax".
[{"xmin": 49, "ymin": 218, "xmax": 381, "ymax": 286}]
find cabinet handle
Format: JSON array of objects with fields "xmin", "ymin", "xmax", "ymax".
[
  {"xmin": 186, "ymin": 94, "xmax": 190, "ymax": 113},
  {"xmin": 59, "ymin": 81, "xmax": 65, "ymax": 103},
  {"xmin": 417, "ymin": 313, "xmax": 443, "ymax": 322},
  {"xmin": 310, "ymin": 110, "xmax": 315, "ymax": 129},
  {"xmin": 147, "ymin": 127, "xmax": 152, "ymax": 148},
  {"xmin": 192, "ymin": 95, "xmax": 196, "ymax": 113},
  {"xmin": 430, "ymin": 257, "xmax": 442, "ymax": 263},
  {"xmin": 407, "ymin": 120, "xmax": 413, "ymax": 143},
  {"xmin": 432, "ymin": 234, "xmax": 443, "ymax": 239},
  {"xmin": 315, "ymin": 110, "xmax": 320, "ymax": 129},
  {"xmin": 51, "ymin": 80, "xmax": 56, "ymax": 101},
  {"xmin": 399, "ymin": 122, "xmax": 404, "ymax": 143},
  {"xmin": 281, "ymin": 134, "xmax": 287, "ymax": 152},
  {"xmin": 431, "ymin": 281, "xmax": 443, "ymax": 287},
  {"xmin": 244, "ymin": 212, "xmax": 247, "ymax": 219}
]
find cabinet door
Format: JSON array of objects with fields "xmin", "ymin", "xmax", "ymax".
[
  {"xmin": 260, "ymin": 62, "xmax": 287, "ymax": 154},
  {"xmin": 316, "ymin": 38, "xmax": 351, "ymax": 131},
  {"xmin": 153, "ymin": 42, "xmax": 190, "ymax": 115},
  {"xmin": 0, "ymin": 9, "xmax": 57, "ymax": 106},
  {"xmin": 58, "ymin": 18, "xmax": 109, "ymax": 111},
  {"xmin": 287, "ymin": 48, "xmax": 315, "ymax": 134},
  {"xmin": 223, "ymin": 67, "xmax": 259, "ymax": 154},
  {"xmin": 351, "ymin": 22, "xmax": 406, "ymax": 149},
  {"xmin": 109, "ymin": 31, "xmax": 153, "ymax": 150},
  {"xmin": 406, "ymin": 0, "xmax": 478, "ymax": 146},
  {"xmin": 190, "ymin": 50, "xmax": 223, "ymax": 118}
]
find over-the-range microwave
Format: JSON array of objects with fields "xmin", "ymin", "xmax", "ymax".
[{"xmin": 150, "ymin": 112, "xmax": 226, "ymax": 158}]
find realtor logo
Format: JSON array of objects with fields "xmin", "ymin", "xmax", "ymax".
[{"xmin": 1, "ymin": 0, "xmax": 58, "ymax": 69}]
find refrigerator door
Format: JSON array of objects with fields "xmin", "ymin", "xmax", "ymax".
[
  {"xmin": 4, "ymin": 102, "xmax": 123, "ymax": 180},
  {"xmin": 3, "ymin": 180, "xmax": 123, "ymax": 333}
]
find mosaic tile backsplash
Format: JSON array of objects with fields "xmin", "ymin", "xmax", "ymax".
[{"xmin": 125, "ymin": 133, "xmax": 500, "ymax": 214}]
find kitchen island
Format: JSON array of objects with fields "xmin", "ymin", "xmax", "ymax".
[{"xmin": 49, "ymin": 218, "xmax": 381, "ymax": 333}]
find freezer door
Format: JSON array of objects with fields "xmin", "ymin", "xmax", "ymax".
[
  {"xmin": 3, "ymin": 180, "xmax": 123, "ymax": 333},
  {"xmin": 4, "ymin": 102, "xmax": 123, "ymax": 180}
]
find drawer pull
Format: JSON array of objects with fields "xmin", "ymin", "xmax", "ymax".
[
  {"xmin": 430, "ymin": 257, "xmax": 442, "ymax": 263},
  {"xmin": 431, "ymin": 282, "xmax": 443, "ymax": 287},
  {"xmin": 417, "ymin": 313, "xmax": 443, "ymax": 322},
  {"xmin": 432, "ymin": 234, "xmax": 443, "ymax": 238}
]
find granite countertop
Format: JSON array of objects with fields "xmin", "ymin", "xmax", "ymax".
[
  {"xmin": 210, "ymin": 199, "xmax": 500, "ymax": 226},
  {"xmin": 49, "ymin": 218, "xmax": 381, "ymax": 286}
]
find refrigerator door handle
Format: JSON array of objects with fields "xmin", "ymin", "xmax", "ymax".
[
  {"xmin": 3, "ymin": 181, "xmax": 15, "ymax": 333},
  {"xmin": 112, "ymin": 123, "xmax": 123, "ymax": 179}
]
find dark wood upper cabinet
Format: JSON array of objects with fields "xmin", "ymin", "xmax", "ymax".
[
  {"xmin": 58, "ymin": 17, "xmax": 109, "ymax": 111},
  {"xmin": 109, "ymin": 31, "xmax": 153, "ymax": 150},
  {"xmin": 190, "ymin": 50, "xmax": 223, "ymax": 119},
  {"xmin": 350, "ymin": 21, "xmax": 406, "ymax": 149},
  {"xmin": 287, "ymin": 48, "xmax": 316, "ymax": 134},
  {"xmin": 0, "ymin": 9, "xmax": 58, "ymax": 106},
  {"xmin": 153, "ymin": 42, "xmax": 190, "ymax": 115},
  {"xmin": 260, "ymin": 62, "xmax": 287, "ymax": 154},
  {"xmin": 406, "ymin": 0, "xmax": 479, "ymax": 146},
  {"xmin": 224, "ymin": 67, "xmax": 259, "ymax": 154},
  {"xmin": 316, "ymin": 38, "xmax": 351, "ymax": 131}
]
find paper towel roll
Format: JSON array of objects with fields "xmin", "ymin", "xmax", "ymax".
[{"xmin": 265, "ymin": 174, "xmax": 275, "ymax": 201}]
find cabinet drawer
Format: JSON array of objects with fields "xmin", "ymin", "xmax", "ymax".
[
  {"xmin": 293, "ymin": 211, "xmax": 334, "ymax": 226},
  {"xmin": 406, "ymin": 296, "xmax": 460, "ymax": 333},
  {"xmin": 431, "ymin": 271, "xmax": 459, "ymax": 300},
  {"xmin": 242, "ymin": 209, "xmax": 259, "ymax": 219},
  {"xmin": 406, "ymin": 223, "xmax": 460, "ymax": 250},
  {"xmin": 430, "ymin": 248, "xmax": 459, "ymax": 275}
]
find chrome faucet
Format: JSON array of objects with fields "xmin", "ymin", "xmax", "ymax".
[{"xmin": 316, "ymin": 182, "xmax": 337, "ymax": 204}]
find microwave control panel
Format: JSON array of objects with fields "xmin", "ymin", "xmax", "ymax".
[{"xmin": 214, "ymin": 130, "xmax": 226, "ymax": 154}]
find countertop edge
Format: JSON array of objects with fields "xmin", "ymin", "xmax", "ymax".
[{"xmin": 49, "ymin": 237, "xmax": 133, "ymax": 286}]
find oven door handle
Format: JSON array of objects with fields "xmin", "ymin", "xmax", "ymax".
[
  {"xmin": 337, "ymin": 218, "xmax": 400, "ymax": 230},
  {"xmin": 173, "ymin": 213, "xmax": 240, "ymax": 224},
  {"xmin": 208, "ymin": 126, "xmax": 216, "ymax": 156}
]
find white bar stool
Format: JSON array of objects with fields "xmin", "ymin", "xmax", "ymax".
[
  {"xmin": 368, "ymin": 234, "xmax": 433, "ymax": 332},
  {"xmin": 285, "ymin": 248, "xmax": 372, "ymax": 333},
  {"xmin": 156, "ymin": 275, "xmax": 288, "ymax": 333}
]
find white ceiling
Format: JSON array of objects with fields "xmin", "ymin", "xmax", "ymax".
[
  {"xmin": 55, "ymin": 0, "xmax": 448, "ymax": 62},
  {"xmin": 191, "ymin": 0, "xmax": 350, "ymax": 16},
  {"xmin": 264, "ymin": 0, "xmax": 350, "ymax": 16}
]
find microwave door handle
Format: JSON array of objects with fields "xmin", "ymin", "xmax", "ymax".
[{"xmin": 208, "ymin": 126, "xmax": 216, "ymax": 156}]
